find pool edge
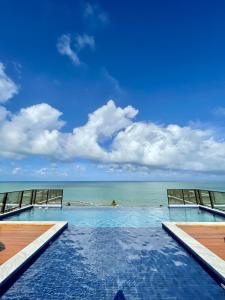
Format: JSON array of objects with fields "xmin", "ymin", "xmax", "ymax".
[
  {"xmin": 162, "ymin": 221, "xmax": 225, "ymax": 286},
  {"xmin": 0, "ymin": 221, "xmax": 68, "ymax": 293}
]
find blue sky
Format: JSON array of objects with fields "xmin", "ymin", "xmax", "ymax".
[{"xmin": 0, "ymin": 0, "xmax": 225, "ymax": 180}]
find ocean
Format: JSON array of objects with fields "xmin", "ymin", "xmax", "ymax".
[{"xmin": 0, "ymin": 181, "xmax": 224, "ymax": 207}]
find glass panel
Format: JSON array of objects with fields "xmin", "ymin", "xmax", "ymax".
[
  {"xmin": 4, "ymin": 192, "xmax": 21, "ymax": 212},
  {"xmin": 199, "ymin": 190, "xmax": 211, "ymax": 207},
  {"xmin": 35, "ymin": 190, "xmax": 48, "ymax": 204},
  {"xmin": 48, "ymin": 189, "xmax": 62, "ymax": 204},
  {"xmin": 0, "ymin": 189, "xmax": 63, "ymax": 213},
  {"xmin": 167, "ymin": 189, "xmax": 184, "ymax": 205},
  {"xmin": 183, "ymin": 190, "xmax": 197, "ymax": 205},
  {"xmin": 212, "ymin": 192, "xmax": 225, "ymax": 211},
  {"xmin": 21, "ymin": 190, "xmax": 32, "ymax": 206}
]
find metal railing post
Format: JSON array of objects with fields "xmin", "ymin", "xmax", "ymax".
[
  {"xmin": 61, "ymin": 189, "xmax": 63, "ymax": 208},
  {"xmin": 31, "ymin": 190, "xmax": 36, "ymax": 204},
  {"xmin": 1, "ymin": 193, "xmax": 8, "ymax": 213},
  {"xmin": 194, "ymin": 189, "xmax": 199, "ymax": 205},
  {"xmin": 196, "ymin": 189, "xmax": 203, "ymax": 205},
  {"xmin": 209, "ymin": 191, "xmax": 215, "ymax": 209},
  {"xmin": 46, "ymin": 190, "xmax": 49, "ymax": 204},
  {"xmin": 19, "ymin": 191, "xmax": 24, "ymax": 208},
  {"xmin": 181, "ymin": 190, "xmax": 185, "ymax": 205}
]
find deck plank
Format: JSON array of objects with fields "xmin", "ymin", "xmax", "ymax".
[
  {"xmin": 178, "ymin": 224, "xmax": 225, "ymax": 261},
  {"xmin": 0, "ymin": 224, "xmax": 53, "ymax": 264}
]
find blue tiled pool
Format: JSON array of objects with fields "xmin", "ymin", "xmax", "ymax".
[{"xmin": 2, "ymin": 207, "xmax": 225, "ymax": 299}]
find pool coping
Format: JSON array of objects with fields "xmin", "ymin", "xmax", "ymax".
[
  {"xmin": 162, "ymin": 221, "xmax": 225, "ymax": 285},
  {"xmin": 0, "ymin": 205, "xmax": 33, "ymax": 220},
  {"xmin": 0, "ymin": 221, "xmax": 68, "ymax": 290}
]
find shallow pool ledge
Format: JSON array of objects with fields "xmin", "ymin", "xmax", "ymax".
[
  {"xmin": 162, "ymin": 221, "xmax": 225, "ymax": 286},
  {"xmin": 0, "ymin": 221, "xmax": 68, "ymax": 293}
]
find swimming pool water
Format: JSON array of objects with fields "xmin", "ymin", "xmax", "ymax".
[
  {"xmin": 2, "ymin": 226, "xmax": 225, "ymax": 300},
  {"xmin": 5, "ymin": 207, "xmax": 225, "ymax": 227},
  {"xmin": 2, "ymin": 207, "xmax": 225, "ymax": 299}
]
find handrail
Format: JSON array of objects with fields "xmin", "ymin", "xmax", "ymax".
[
  {"xmin": 0, "ymin": 189, "xmax": 63, "ymax": 214},
  {"xmin": 167, "ymin": 188, "xmax": 225, "ymax": 211}
]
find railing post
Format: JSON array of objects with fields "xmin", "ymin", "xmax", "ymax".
[
  {"xmin": 61, "ymin": 189, "xmax": 63, "ymax": 208},
  {"xmin": 195, "ymin": 189, "xmax": 202, "ymax": 205},
  {"xmin": 31, "ymin": 190, "xmax": 36, "ymax": 204},
  {"xmin": 181, "ymin": 190, "xmax": 185, "ymax": 205},
  {"xmin": 209, "ymin": 191, "xmax": 215, "ymax": 209},
  {"xmin": 46, "ymin": 190, "xmax": 49, "ymax": 204},
  {"xmin": 19, "ymin": 191, "xmax": 24, "ymax": 208},
  {"xmin": 1, "ymin": 193, "xmax": 8, "ymax": 213},
  {"xmin": 194, "ymin": 189, "xmax": 199, "ymax": 205}
]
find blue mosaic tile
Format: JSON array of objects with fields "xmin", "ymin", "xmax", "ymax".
[{"xmin": 2, "ymin": 226, "xmax": 225, "ymax": 300}]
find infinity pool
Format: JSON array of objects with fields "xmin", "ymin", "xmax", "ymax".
[
  {"xmin": 5, "ymin": 206, "xmax": 225, "ymax": 227},
  {"xmin": 2, "ymin": 207, "xmax": 225, "ymax": 299}
]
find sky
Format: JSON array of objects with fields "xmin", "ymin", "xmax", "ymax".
[{"xmin": 0, "ymin": 0, "xmax": 225, "ymax": 181}]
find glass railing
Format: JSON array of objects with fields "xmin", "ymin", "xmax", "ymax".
[
  {"xmin": 0, "ymin": 189, "xmax": 63, "ymax": 214},
  {"xmin": 167, "ymin": 188, "xmax": 225, "ymax": 211}
]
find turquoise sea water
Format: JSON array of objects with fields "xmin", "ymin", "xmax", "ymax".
[{"xmin": 0, "ymin": 181, "xmax": 225, "ymax": 206}]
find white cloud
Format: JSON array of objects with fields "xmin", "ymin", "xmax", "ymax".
[
  {"xmin": 1, "ymin": 100, "xmax": 225, "ymax": 174},
  {"xmin": 35, "ymin": 166, "xmax": 68, "ymax": 177},
  {"xmin": 0, "ymin": 62, "xmax": 19, "ymax": 102},
  {"xmin": 12, "ymin": 167, "xmax": 21, "ymax": 175},
  {"xmin": 0, "ymin": 103, "xmax": 64, "ymax": 158},
  {"xmin": 57, "ymin": 100, "xmax": 138, "ymax": 160},
  {"xmin": 57, "ymin": 34, "xmax": 80, "ymax": 65},
  {"xmin": 102, "ymin": 68, "xmax": 123, "ymax": 95},
  {"xmin": 84, "ymin": 2, "xmax": 109, "ymax": 26},
  {"xmin": 76, "ymin": 34, "xmax": 95, "ymax": 50},
  {"xmin": 36, "ymin": 167, "xmax": 48, "ymax": 176},
  {"xmin": 57, "ymin": 33, "xmax": 95, "ymax": 65}
]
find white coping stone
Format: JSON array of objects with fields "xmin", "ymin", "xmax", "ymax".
[
  {"xmin": 200, "ymin": 205, "xmax": 225, "ymax": 217},
  {"xmin": 168, "ymin": 204, "xmax": 199, "ymax": 208},
  {"xmin": 0, "ymin": 221, "xmax": 68, "ymax": 288},
  {"xmin": 33, "ymin": 204, "xmax": 62, "ymax": 208},
  {"xmin": 0, "ymin": 206, "xmax": 33, "ymax": 218},
  {"xmin": 162, "ymin": 222, "xmax": 225, "ymax": 284}
]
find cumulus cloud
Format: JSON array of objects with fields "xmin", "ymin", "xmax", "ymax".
[
  {"xmin": 57, "ymin": 33, "xmax": 95, "ymax": 65},
  {"xmin": 0, "ymin": 62, "xmax": 19, "ymax": 102},
  {"xmin": 0, "ymin": 100, "xmax": 225, "ymax": 174},
  {"xmin": 0, "ymin": 103, "xmax": 64, "ymax": 158},
  {"xmin": 57, "ymin": 100, "xmax": 138, "ymax": 160}
]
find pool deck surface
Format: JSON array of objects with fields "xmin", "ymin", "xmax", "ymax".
[
  {"xmin": 178, "ymin": 224, "xmax": 225, "ymax": 261},
  {"xmin": 0, "ymin": 221, "xmax": 68, "ymax": 291},
  {"xmin": 0, "ymin": 223, "xmax": 53, "ymax": 264},
  {"xmin": 162, "ymin": 222, "xmax": 225, "ymax": 285}
]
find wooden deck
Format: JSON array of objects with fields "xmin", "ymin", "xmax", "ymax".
[
  {"xmin": 0, "ymin": 223, "xmax": 53, "ymax": 265},
  {"xmin": 178, "ymin": 224, "xmax": 225, "ymax": 261}
]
